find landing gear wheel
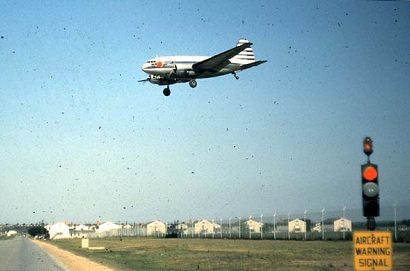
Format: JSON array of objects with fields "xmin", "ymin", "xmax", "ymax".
[
  {"xmin": 163, "ymin": 87, "xmax": 171, "ymax": 96},
  {"xmin": 189, "ymin": 80, "xmax": 197, "ymax": 88}
]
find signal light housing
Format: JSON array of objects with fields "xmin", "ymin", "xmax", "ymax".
[
  {"xmin": 361, "ymin": 163, "xmax": 379, "ymax": 217},
  {"xmin": 363, "ymin": 137, "xmax": 373, "ymax": 156}
]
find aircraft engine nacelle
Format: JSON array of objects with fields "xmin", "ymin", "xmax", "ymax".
[
  {"xmin": 149, "ymin": 75, "xmax": 176, "ymax": 86},
  {"xmin": 172, "ymin": 64, "xmax": 196, "ymax": 78}
]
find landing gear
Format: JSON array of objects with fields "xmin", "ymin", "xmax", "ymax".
[
  {"xmin": 232, "ymin": 72, "xmax": 239, "ymax": 80},
  {"xmin": 189, "ymin": 79, "xmax": 197, "ymax": 88},
  {"xmin": 162, "ymin": 80, "xmax": 196, "ymax": 96},
  {"xmin": 163, "ymin": 87, "xmax": 171, "ymax": 96}
]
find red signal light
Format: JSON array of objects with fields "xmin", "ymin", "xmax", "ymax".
[{"xmin": 363, "ymin": 166, "xmax": 378, "ymax": 181}]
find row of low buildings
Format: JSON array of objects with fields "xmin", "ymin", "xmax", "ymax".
[
  {"xmin": 288, "ymin": 217, "xmax": 352, "ymax": 233},
  {"xmin": 185, "ymin": 218, "xmax": 352, "ymax": 235},
  {"xmin": 45, "ymin": 220, "xmax": 168, "ymax": 239},
  {"xmin": 1, "ymin": 230, "xmax": 18, "ymax": 237},
  {"xmin": 44, "ymin": 217, "xmax": 352, "ymax": 239}
]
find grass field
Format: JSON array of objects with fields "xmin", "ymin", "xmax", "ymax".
[{"xmin": 50, "ymin": 237, "xmax": 410, "ymax": 271}]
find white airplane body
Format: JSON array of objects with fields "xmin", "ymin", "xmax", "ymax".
[{"xmin": 140, "ymin": 39, "xmax": 267, "ymax": 96}]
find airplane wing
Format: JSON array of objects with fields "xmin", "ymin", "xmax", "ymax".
[{"xmin": 192, "ymin": 42, "xmax": 252, "ymax": 72}]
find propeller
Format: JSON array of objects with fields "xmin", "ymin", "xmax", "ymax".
[{"xmin": 138, "ymin": 74, "xmax": 152, "ymax": 83}]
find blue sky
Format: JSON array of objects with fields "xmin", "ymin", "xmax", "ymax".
[{"xmin": 1, "ymin": 1, "xmax": 409, "ymax": 224}]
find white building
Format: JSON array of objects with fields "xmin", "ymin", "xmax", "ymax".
[
  {"xmin": 75, "ymin": 224, "xmax": 90, "ymax": 231},
  {"xmin": 6, "ymin": 230, "xmax": 17, "ymax": 237},
  {"xmin": 194, "ymin": 220, "xmax": 220, "ymax": 234},
  {"xmin": 71, "ymin": 224, "xmax": 96, "ymax": 238},
  {"xmin": 334, "ymin": 218, "xmax": 352, "ymax": 232},
  {"xmin": 123, "ymin": 224, "xmax": 132, "ymax": 229},
  {"xmin": 312, "ymin": 222, "xmax": 321, "ymax": 232},
  {"xmin": 48, "ymin": 222, "xmax": 70, "ymax": 239},
  {"xmin": 288, "ymin": 218, "xmax": 306, "ymax": 233},
  {"xmin": 245, "ymin": 218, "xmax": 263, "ymax": 233},
  {"xmin": 97, "ymin": 221, "xmax": 122, "ymax": 233},
  {"xmin": 178, "ymin": 223, "xmax": 189, "ymax": 234},
  {"xmin": 146, "ymin": 220, "xmax": 166, "ymax": 236}
]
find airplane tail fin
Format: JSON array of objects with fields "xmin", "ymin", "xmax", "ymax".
[{"xmin": 230, "ymin": 39, "xmax": 257, "ymax": 65}]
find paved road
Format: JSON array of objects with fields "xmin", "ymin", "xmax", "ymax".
[{"xmin": 0, "ymin": 236, "xmax": 65, "ymax": 271}]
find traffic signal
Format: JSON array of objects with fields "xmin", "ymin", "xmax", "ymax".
[
  {"xmin": 361, "ymin": 163, "xmax": 379, "ymax": 217},
  {"xmin": 363, "ymin": 137, "xmax": 373, "ymax": 156}
]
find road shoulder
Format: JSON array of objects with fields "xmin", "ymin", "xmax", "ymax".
[{"xmin": 32, "ymin": 239, "xmax": 114, "ymax": 271}]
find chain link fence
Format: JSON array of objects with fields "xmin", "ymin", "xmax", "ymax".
[{"xmin": 73, "ymin": 203, "xmax": 409, "ymax": 242}]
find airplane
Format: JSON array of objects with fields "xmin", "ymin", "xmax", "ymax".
[{"xmin": 139, "ymin": 39, "xmax": 267, "ymax": 96}]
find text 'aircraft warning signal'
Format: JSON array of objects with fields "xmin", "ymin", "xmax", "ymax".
[{"xmin": 353, "ymin": 231, "xmax": 392, "ymax": 271}]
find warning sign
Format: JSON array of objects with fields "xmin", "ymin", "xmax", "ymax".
[{"xmin": 353, "ymin": 231, "xmax": 392, "ymax": 271}]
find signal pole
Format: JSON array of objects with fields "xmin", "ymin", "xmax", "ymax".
[{"xmin": 393, "ymin": 203, "xmax": 397, "ymax": 242}]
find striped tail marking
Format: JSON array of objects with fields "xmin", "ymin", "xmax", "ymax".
[{"xmin": 230, "ymin": 39, "xmax": 256, "ymax": 65}]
